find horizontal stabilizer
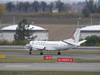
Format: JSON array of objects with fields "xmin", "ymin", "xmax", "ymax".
[
  {"xmin": 62, "ymin": 40, "xmax": 78, "ymax": 46},
  {"xmin": 78, "ymin": 40, "xmax": 86, "ymax": 45},
  {"xmin": 62, "ymin": 40, "xmax": 86, "ymax": 46}
]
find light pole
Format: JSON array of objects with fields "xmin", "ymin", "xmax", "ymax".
[
  {"xmin": 77, "ymin": 17, "xmax": 81, "ymax": 28},
  {"xmin": 13, "ymin": 16, "xmax": 15, "ymax": 24},
  {"xmin": 91, "ymin": 17, "xmax": 92, "ymax": 25}
]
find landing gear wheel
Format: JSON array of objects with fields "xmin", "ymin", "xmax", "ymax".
[
  {"xmin": 29, "ymin": 48, "xmax": 32, "ymax": 55},
  {"xmin": 40, "ymin": 52, "xmax": 43, "ymax": 55},
  {"xmin": 29, "ymin": 52, "xmax": 31, "ymax": 54},
  {"xmin": 58, "ymin": 52, "xmax": 61, "ymax": 55},
  {"xmin": 58, "ymin": 50, "xmax": 61, "ymax": 55},
  {"xmin": 40, "ymin": 50, "xmax": 43, "ymax": 55}
]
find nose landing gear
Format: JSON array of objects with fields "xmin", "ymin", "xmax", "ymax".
[{"xmin": 29, "ymin": 48, "xmax": 32, "ymax": 54}]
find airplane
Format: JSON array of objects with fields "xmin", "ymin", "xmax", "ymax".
[{"xmin": 24, "ymin": 28, "xmax": 86, "ymax": 55}]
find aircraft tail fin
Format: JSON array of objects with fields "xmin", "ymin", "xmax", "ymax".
[
  {"xmin": 71, "ymin": 28, "xmax": 80, "ymax": 43},
  {"xmin": 63, "ymin": 28, "xmax": 82, "ymax": 46}
]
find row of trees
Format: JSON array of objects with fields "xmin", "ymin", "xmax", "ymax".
[
  {"xmin": 82, "ymin": 1, "xmax": 100, "ymax": 17},
  {"xmin": 6, "ymin": 0, "xmax": 71, "ymax": 13},
  {"xmin": 81, "ymin": 35, "xmax": 100, "ymax": 46},
  {"xmin": 1, "ymin": 0, "xmax": 100, "ymax": 17}
]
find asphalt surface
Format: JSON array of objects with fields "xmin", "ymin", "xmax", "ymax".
[
  {"xmin": 0, "ymin": 46, "xmax": 24, "ymax": 50},
  {"xmin": 0, "ymin": 46, "xmax": 100, "ymax": 50},
  {"xmin": 0, "ymin": 46, "xmax": 100, "ymax": 60},
  {"xmin": 0, "ymin": 63, "xmax": 100, "ymax": 71},
  {"xmin": 0, "ymin": 52, "xmax": 100, "ymax": 60},
  {"xmin": 0, "ymin": 46, "xmax": 100, "ymax": 71}
]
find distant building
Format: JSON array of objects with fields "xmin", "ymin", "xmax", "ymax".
[
  {"xmin": 80, "ymin": 25, "xmax": 100, "ymax": 39},
  {"xmin": 0, "ymin": 25, "xmax": 49, "ymax": 41},
  {"xmin": 52, "ymin": 8, "xmax": 58, "ymax": 13},
  {"xmin": 52, "ymin": 1, "xmax": 59, "ymax": 13},
  {"xmin": 70, "ymin": 9, "xmax": 78, "ymax": 13}
]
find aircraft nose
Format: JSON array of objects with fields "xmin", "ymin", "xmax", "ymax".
[{"xmin": 24, "ymin": 44, "xmax": 31, "ymax": 50}]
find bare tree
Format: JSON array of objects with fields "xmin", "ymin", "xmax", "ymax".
[
  {"xmin": 48, "ymin": 2, "xmax": 53, "ymax": 13},
  {"xmin": 31, "ymin": 1, "xmax": 40, "ymax": 12},
  {"xmin": 23, "ymin": 2, "xmax": 30, "ymax": 12},
  {"xmin": 40, "ymin": 1, "xmax": 47, "ymax": 12},
  {"xmin": 6, "ymin": 2, "xmax": 15, "ymax": 12},
  {"xmin": 56, "ymin": 0, "xmax": 65, "ymax": 13},
  {"xmin": 16, "ymin": 2, "xmax": 23, "ymax": 12}
]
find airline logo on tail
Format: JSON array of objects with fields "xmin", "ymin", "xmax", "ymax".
[
  {"xmin": 63, "ymin": 29, "xmax": 81, "ymax": 45},
  {"xmin": 72, "ymin": 36, "xmax": 75, "ymax": 40},
  {"xmin": 72, "ymin": 30, "xmax": 78, "ymax": 41}
]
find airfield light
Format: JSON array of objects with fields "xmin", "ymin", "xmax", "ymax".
[{"xmin": 77, "ymin": 17, "xmax": 81, "ymax": 28}]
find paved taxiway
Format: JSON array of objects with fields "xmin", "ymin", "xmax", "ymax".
[
  {"xmin": 0, "ymin": 52, "xmax": 100, "ymax": 60},
  {"xmin": 0, "ymin": 46, "xmax": 100, "ymax": 71},
  {"xmin": 0, "ymin": 63, "xmax": 100, "ymax": 71},
  {"xmin": 0, "ymin": 46, "xmax": 100, "ymax": 50}
]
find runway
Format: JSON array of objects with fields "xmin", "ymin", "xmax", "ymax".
[
  {"xmin": 1, "ymin": 46, "xmax": 100, "ymax": 60},
  {"xmin": 0, "ymin": 46, "xmax": 100, "ymax": 71},
  {"xmin": 0, "ymin": 52, "xmax": 100, "ymax": 60},
  {"xmin": 0, "ymin": 46, "xmax": 100, "ymax": 50},
  {"xmin": 0, "ymin": 63, "xmax": 100, "ymax": 71}
]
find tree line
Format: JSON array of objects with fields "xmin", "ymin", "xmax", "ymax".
[
  {"xmin": 81, "ymin": 35, "xmax": 100, "ymax": 46},
  {"xmin": 5, "ymin": 0, "xmax": 71, "ymax": 13},
  {"xmin": 1, "ymin": 0, "xmax": 100, "ymax": 17},
  {"xmin": 82, "ymin": 0, "xmax": 100, "ymax": 17}
]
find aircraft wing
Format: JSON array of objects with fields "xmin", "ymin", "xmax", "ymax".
[
  {"xmin": 32, "ymin": 45, "xmax": 57, "ymax": 51},
  {"xmin": 32, "ymin": 45, "xmax": 45, "ymax": 50}
]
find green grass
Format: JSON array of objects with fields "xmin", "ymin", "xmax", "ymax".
[
  {"xmin": 0, "ymin": 50, "xmax": 100, "ymax": 54},
  {"xmin": 0, "ymin": 56, "xmax": 100, "ymax": 63},
  {"xmin": 74, "ymin": 58, "xmax": 100, "ymax": 63},
  {"xmin": 0, "ymin": 71, "xmax": 100, "ymax": 75},
  {"xmin": 0, "ymin": 56, "xmax": 57, "ymax": 63}
]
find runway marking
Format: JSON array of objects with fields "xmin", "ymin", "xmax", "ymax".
[
  {"xmin": 6, "ymin": 65, "xmax": 29, "ymax": 67},
  {"xmin": 0, "ymin": 55, "xmax": 5, "ymax": 58},
  {"xmin": 97, "ymin": 56, "xmax": 100, "ymax": 59},
  {"xmin": 96, "ymin": 63, "xmax": 100, "ymax": 65}
]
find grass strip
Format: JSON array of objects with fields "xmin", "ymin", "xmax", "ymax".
[
  {"xmin": 0, "ymin": 56, "xmax": 100, "ymax": 63},
  {"xmin": 0, "ymin": 71, "xmax": 100, "ymax": 75}
]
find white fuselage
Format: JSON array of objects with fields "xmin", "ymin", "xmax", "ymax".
[{"xmin": 28, "ymin": 41, "xmax": 77, "ymax": 51}]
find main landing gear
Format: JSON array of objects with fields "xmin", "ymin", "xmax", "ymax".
[
  {"xmin": 58, "ymin": 50, "xmax": 61, "ymax": 55},
  {"xmin": 29, "ymin": 48, "xmax": 32, "ymax": 54},
  {"xmin": 40, "ymin": 47, "xmax": 45, "ymax": 55},
  {"xmin": 40, "ymin": 50, "xmax": 43, "ymax": 55}
]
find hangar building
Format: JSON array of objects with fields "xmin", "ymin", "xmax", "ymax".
[
  {"xmin": 80, "ymin": 25, "xmax": 100, "ymax": 39},
  {"xmin": 0, "ymin": 25, "xmax": 49, "ymax": 41}
]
